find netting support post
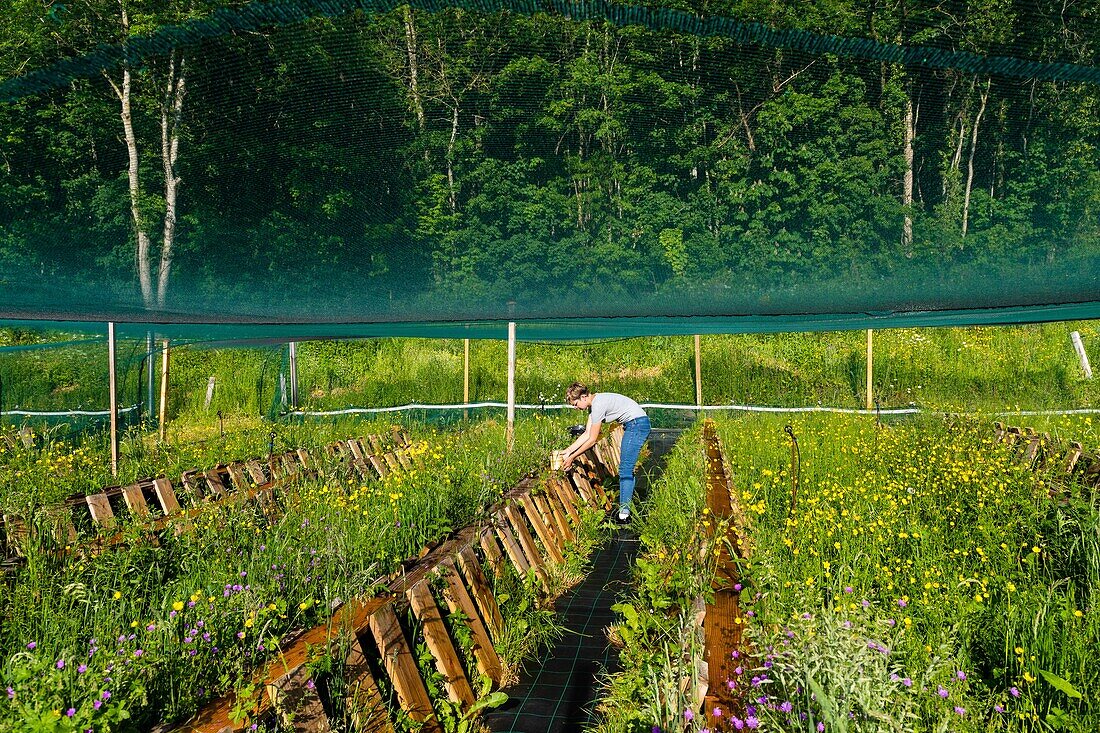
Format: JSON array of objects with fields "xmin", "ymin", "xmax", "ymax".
[
  {"xmin": 506, "ymin": 322, "xmax": 516, "ymax": 452},
  {"xmin": 866, "ymin": 329, "xmax": 874, "ymax": 411},
  {"xmin": 108, "ymin": 322, "xmax": 119, "ymax": 478},
  {"xmin": 1071, "ymin": 331, "xmax": 1093, "ymax": 379},
  {"xmin": 288, "ymin": 341, "xmax": 299, "ymax": 409},
  {"xmin": 159, "ymin": 340, "xmax": 170, "ymax": 442},
  {"xmin": 694, "ymin": 334, "xmax": 702, "ymax": 412},
  {"xmin": 146, "ymin": 331, "xmax": 155, "ymax": 424},
  {"xmin": 463, "ymin": 337, "xmax": 470, "ymax": 421}
]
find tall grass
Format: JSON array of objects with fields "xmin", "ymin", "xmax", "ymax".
[{"xmin": 4, "ymin": 323, "xmax": 1098, "ymax": 433}]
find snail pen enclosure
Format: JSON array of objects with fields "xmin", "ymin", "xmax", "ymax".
[{"xmin": 2, "ymin": 0, "xmax": 1100, "ymax": 731}]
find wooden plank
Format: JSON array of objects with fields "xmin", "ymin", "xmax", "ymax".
[
  {"xmin": 567, "ymin": 469, "xmax": 594, "ymax": 505},
  {"xmin": 549, "ymin": 479, "xmax": 582, "ymax": 525},
  {"xmin": 85, "ymin": 493, "xmax": 115, "ymax": 529},
  {"xmin": 367, "ymin": 435, "xmax": 384, "ymax": 455},
  {"xmin": 345, "ymin": 637, "xmax": 395, "ymax": 733},
  {"xmin": 395, "ymin": 451, "xmax": 413, "ymax": 471},
  {"xmin": 438, "ymin": 558, "xmax": 503, "ymax": 685},
  {"xmin": 540, "ymin": 490, "xmax": 575, "ymax": 544},
  {"xmin": 456, "ymin": 547, "xmax": 504, "ymax": 642},
  {"xmin": 493, "ymin": 520, "xmax": 531, "ymax": 578},
  {"xmin": 347, "ymin": 439, "xmax": 369, "ymax": 463},
  {"xmin": 382, "ymin": 452, "xmax": 402, "ymax": 473},
  {"xmin": 503, "ymin": 505, "xmax": 551, "ymax": 592},
  {"xmin": 182, "ymin": 598, "xmax": 389, "ymax": 733},
  {"xmin": 245, "ymin": 460, "xmax": 268, "ymax": 485},
  {"xmin": 268, "ymin": 454, "xmax": 287, "ymax": 479},
  {"xmin": 203, "ymin": 469, "xmax": 229, "ymax": 500},
  {"xmin": 519, "ymin": 494, "xmax": 565, "ymax": 565},
  {"xmin": 406, "ymin": 581, "xmax": 475, "ymax": 706},
  {"xmin": 367, "ymin": 604, "xmax": 439, "ymax": 730},
  {"xmin": 993, "ymin": 421, "xmax": 1006, "ymax": 441},
  {"xmin": 1024, "ymin": 432, "xmax": 1042, "ymax": 466},
  {"xmin": 1064, "ymin": 442, "xmax": 1083, "ymax": 475},
  {"xmin": 346, "ymin": 441, "xmax": 372, "ymax": 478},
  {"xmin": 591, "ymin": 475, "xmax": 613, "ymax": 510},
  {"xmin": 121, "ymin": 484, "xmax": 151, "ymax": 519},
  {"xmin": 479, "ymin": 527, "xmax": 507, "ymax": 578},
  {"xmin": 179, "ymin": 470, "xmax": 206, "ymax": 505},
  {"xmin": 153, "ymin": 478, "xmax": 182, "ymax": 515},
  {"xmin": 226, "ymin": 463, "xmax": 251, "ymax": 492},
  {"xmin": 296, "ymin": 448, "xmax": 313, "ymax": 470},
  {"xmin": 369, "ymin": 454, "xmax": 388, "ymax": 479},
  {"xmin": 266, "ymin": 664, "xmax": 331, "ymax": 733}
]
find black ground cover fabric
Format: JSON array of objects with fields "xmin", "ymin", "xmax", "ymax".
[{"xmin": 485, "ymin": 429, "xmax": 681, "ymax": 733}]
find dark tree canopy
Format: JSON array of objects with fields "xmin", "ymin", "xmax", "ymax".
[{"xmin": 1, "ymin": 0, "xmax": 1098, "ymax": 339}]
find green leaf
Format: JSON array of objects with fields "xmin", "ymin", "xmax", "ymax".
[{"xmin": 1038, "ymin": 670, "xmax": 1082, "ymax": 699}]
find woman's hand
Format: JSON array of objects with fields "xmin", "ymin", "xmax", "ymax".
[{"xmin": 561, "ymin": 453, "xmax": 574, "ymax": 470}]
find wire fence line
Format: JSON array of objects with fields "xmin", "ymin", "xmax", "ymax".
[
  {"xmin": 292, "ymin": 402, "xmax": 1100, "ymax": 417},
  {"xmin": 2, "ymin": 402, "xmax": 1098, "ymax": 421}
]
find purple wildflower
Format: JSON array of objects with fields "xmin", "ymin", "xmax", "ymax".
[
  {"xmin": 937, "ymin": 686, "xmax": 949, "ymax": 699},
  {"xmin": 26, "ymin": 642, "xmax": 36, "ymax": 650},
  {"xmin": 956, "ymin": 670, "xmax": 966, "ymax": 681},
  {"xmin": 56, "ymin": 659, "xmax": 65, "ymax": 669},
  {"xmin": 684, "ymin": 709, "xmax": 694, "ymax": 722},
  {"xmin": 954, "ymin": 706, "xmax": 966, "ymax": 716},
  {"xmin": 66, "ymin": 708, "xmax": 76, "ymax": 717},
  {"xmin": 1010, "ymin": 687, "xmax": 1020, "ymax": 697}
]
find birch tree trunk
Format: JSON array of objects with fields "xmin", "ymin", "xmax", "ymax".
[
  {"xmin": 157, "ymin": 50, "xmax": 186, "ymax": 308},
  {"xmin": 902, "ymin": 94, "xmax": 916, "ymax": 256},
  {"xmin": 446, "ymin": 100, "xmax": 458, "ymax": 212},
  {"xmin": 404, "ymin": 5, "xmax": 426, "ymax": 132},
  {"xmin": 108, "ymin": 8, "xmax": 155, "ymax": 307},
  {"xmin": 962, "ymin": 79, "xmax": 990, "ymax": 238}
]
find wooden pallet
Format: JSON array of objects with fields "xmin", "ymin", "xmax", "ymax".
[{"xmin": 169, "ymin": 451, "xmax": 615, "ymax": 733}]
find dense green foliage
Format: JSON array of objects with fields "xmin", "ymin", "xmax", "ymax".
[
  {"xmin": 599, "ymin": 415, "xmax": 1100, "ymax": 732},
  {"xmin": 3, "ymin": 323, "xmax": 1098, "ymax": 438},
  {"xmin": 0, "ymin": 415, "xmax": 574, "ymax": 730},
  {"xmin": 0, "ymin": 0, "xmax": 1098, "ymax": 323}
]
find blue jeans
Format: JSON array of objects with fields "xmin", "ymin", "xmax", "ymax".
[{"xmin": 617, "ymin": 416, "xmax": 651, "ymax": 511}]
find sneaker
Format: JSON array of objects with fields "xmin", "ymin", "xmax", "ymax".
[{"xmin": 617, "ymin": 508, "xmax": 631, "ymax": 523}]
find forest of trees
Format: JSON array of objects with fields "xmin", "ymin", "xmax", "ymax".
[{"xmin": 0, "ymin": 0, "xmax": 1098, "ymax": 324}]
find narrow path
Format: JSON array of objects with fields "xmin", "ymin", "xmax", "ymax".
[{"xmin": 485, "ymin": 429, "xmax": 682, "ymax": 733}]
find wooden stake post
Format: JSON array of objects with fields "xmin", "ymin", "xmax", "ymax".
[
  {"xmin": 694, "ymin": 334, "xmax": 702, "ymax": 409},
  {"xmin": 506, "ymin": 322, "xmax": 516, "ymax": 451},
  {"xmin": 866, "ymin": 329, "xmax": 874, "ymax": 411},
  {"xmin": 108, "ymin": 322, "xmax": 119, "ymax": 478},
  {"xmin": 159, "ymin": 340, "xmax": 170, "ymax": 442},
  {"xmin": 463, "ymin": 337, "xmax": 470, "ymax": 420}
]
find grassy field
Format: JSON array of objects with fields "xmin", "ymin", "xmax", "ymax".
[
  {"xmin": 0, "ymin": 414, "xmax": 600, "ymax": 731},
  {"xmin": 597, "ymin": 414, "xmax": 1100, "ymax": 732},
  {"xmin": 2, "ymin": 322, "xmax": 1098, "ymax": 431}
]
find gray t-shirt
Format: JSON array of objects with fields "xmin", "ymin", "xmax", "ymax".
[{"xmin": 589, "ymin": 392, "xmax": 646, "ymax": 425}]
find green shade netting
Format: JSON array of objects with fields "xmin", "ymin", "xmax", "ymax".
[{"xmin": 1, "ymin": 0, "xmax": 1099, "ymax": 339}]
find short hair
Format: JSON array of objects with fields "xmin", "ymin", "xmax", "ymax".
[{"xmin": 565, "ymin": 382, "xmax": 589, "ymax": 404}]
